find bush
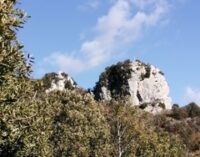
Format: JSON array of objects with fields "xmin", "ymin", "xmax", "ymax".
[
  {"xmin": 153, "ymin": 106, "xmax": 200, "ymax": 155},
  {"xmin": 0, "ymin": 90, "xmax": 111, "ymax": 157},
  {"xmin": 185, "ymin": 102, "xmax": 200, "ymax": 118}
]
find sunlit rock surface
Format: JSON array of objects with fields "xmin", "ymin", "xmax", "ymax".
[
  {"xmin": 94, "ymin": 60, "xmax": 172, "ymax": 113},
  {"xmin": 43, "ymin": 72, "xmax": 77, "ymax": 93}
]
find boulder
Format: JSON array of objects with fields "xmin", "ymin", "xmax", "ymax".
[
  {"xmin": 93, "ymin": 59, "xmax": 172, "ymax": 113},
  {"xmin": 42, "ymin": 72, "xmax": 77, "ymax": 93}
]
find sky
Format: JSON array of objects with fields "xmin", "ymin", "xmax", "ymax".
[{"xmin": 17, "ymin": 0, "xmax": 200, "ymax": 105}]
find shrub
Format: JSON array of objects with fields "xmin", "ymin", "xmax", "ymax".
[
  {"xmin": 185, "ymin": 102, "xmax": 200, "ymax": 118},
  {"xmin": 0, "ymin": 90, "xmax": 111, "ymax": 157}
]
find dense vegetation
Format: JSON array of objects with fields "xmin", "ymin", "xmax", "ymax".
[
  {"xmin": 0, "ymin": 1, "xmax": 199, "ymax": 156},
  {"xmin": 93, "ymin": 60, "xmax": 133, "ymax": 100},
  {"xmin": 154, "ymin": 103, "xmax": 200, "ymax": 156}
]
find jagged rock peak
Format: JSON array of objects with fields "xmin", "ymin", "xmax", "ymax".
[
  {"xmin": 93, "ymin": 59, "xmax": 172, "ymax": 113},
  {"xmin": 42, "ymin": 71, "xmax": 77, "ymax": 93}
]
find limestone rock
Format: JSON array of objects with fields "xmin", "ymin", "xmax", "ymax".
[
  {"xmin": 42, "ymin": 72, "xmax": 77, "ymax": 93},
  {"xmin": 100, "ymin": 86, "xmax": 112, "ymax": 101},
  {"xmin": 94, "ymin": 60, "xmax": 172, "ymax": 113}
]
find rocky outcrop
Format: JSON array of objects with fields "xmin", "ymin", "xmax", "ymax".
[
  {"xmin": 42, "ymin": 72, "xmax": 77, "ymax": 93},
  {"xmin": 93, "ymin": 60, "xmax": 172, "ymax": 113}
]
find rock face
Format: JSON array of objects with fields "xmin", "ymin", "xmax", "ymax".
[
  {"xmin": 93, "ymin": 60, "xmax": 172, "ymax": 113},
  {"xmin": 42, "ymin": 72, "xmax": 77, "ymax": 93}
]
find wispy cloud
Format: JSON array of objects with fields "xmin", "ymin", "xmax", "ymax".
[
  {"xmin": 184, "ymin": 87, "xmax": 200, "ymax": 105},
  {"xmin": 78, "ymin": 0, "xmax": 101, "ymax": 10},
  {"xmin": 44, "ymin": 52, "xmax": 85, "ymax": 73},
  {"xmin": 44, "ymin": 0, "xmax": 170, "ymax": 74}
]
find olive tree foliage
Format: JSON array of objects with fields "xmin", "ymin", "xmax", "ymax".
[
  {"xmin": 0, "ymin": 1, "xmax": 110, "ymax": 156},
  {"xmin": 0, "ymin": 90, "xmax": 111, "ymax": 157},
  {"xmin": 103, "ymin": 98, "xmax": 185, "ymax": 157},
  {"xmin": 49, "ymin": 91, "xmax": 111, "ymax": 157},
  {"xmin": 0, "ymin": 0, "xmax": 33, "ymax": 103}
]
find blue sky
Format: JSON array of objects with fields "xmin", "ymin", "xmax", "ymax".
[{"xmin": 18, "ymin": 0, "xmax": 200, "ymax": 105}]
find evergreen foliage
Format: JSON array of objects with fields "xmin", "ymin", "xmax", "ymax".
[
  {"xmin": 94, "ymin": 60, "xmax": 133, "ymax": 100},
  {"xmin": 0, "ymin": 0, "xmax": 33, "ymax": 103},
  {"xmin": 0, "ymin": 90, "xmax": 111, "ymax": 157}
]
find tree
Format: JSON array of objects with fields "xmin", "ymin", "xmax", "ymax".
[
  {"xmin": 0, "ymin": 0, "xmax": 33, "ymax": 103},
  {"xmin": 49, "ymin": 91, "xmax": 111, "ymax": 157},
  {"xmin": 0, "ymin": 90, "xmax": 111, "ymax": 157},
  {"xmin": 103, "ymin": 98, "xmax": 185, "ymax": 157},
  {"xmin": 185, "ymin": 102, "xmax": 200, "ymax": 118}
]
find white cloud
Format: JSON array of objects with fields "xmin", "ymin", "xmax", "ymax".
[
  {"xmin": 78, "ymin": 0, "xmax": 101, "ymax": 10},
  {"xmin": 184, "ymin": 87, "xmax": 200, "ymax": 105},
  {"xmin": 88, "ymin": 0, "xmax": 100, "ymax": 9},
  {"xmin": 44, "ymin": 52, "xmax": 85, "ymax": 74},
  {"xmin": 44, "ymin": 0, "xmax": 170, "ymax": 74}
]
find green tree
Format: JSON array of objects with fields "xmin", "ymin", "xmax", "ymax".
[
  {"xmin": 49, "ymin": 91, "xmax": 111, "ymax": 157},
  {"xmin": 185, "ymin": 102, "xmax": 200, "ymax": 118},
  {"xmin": 103, "ymin": 98, "xmax": 185, "ymax": 157},
  {"xmin": 0, "ymin": 0, "xmax": 32, "ymax": 103},
  {"xmin": 0, "ymin": 90, "xmax": 111, "ymax": 157}
]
